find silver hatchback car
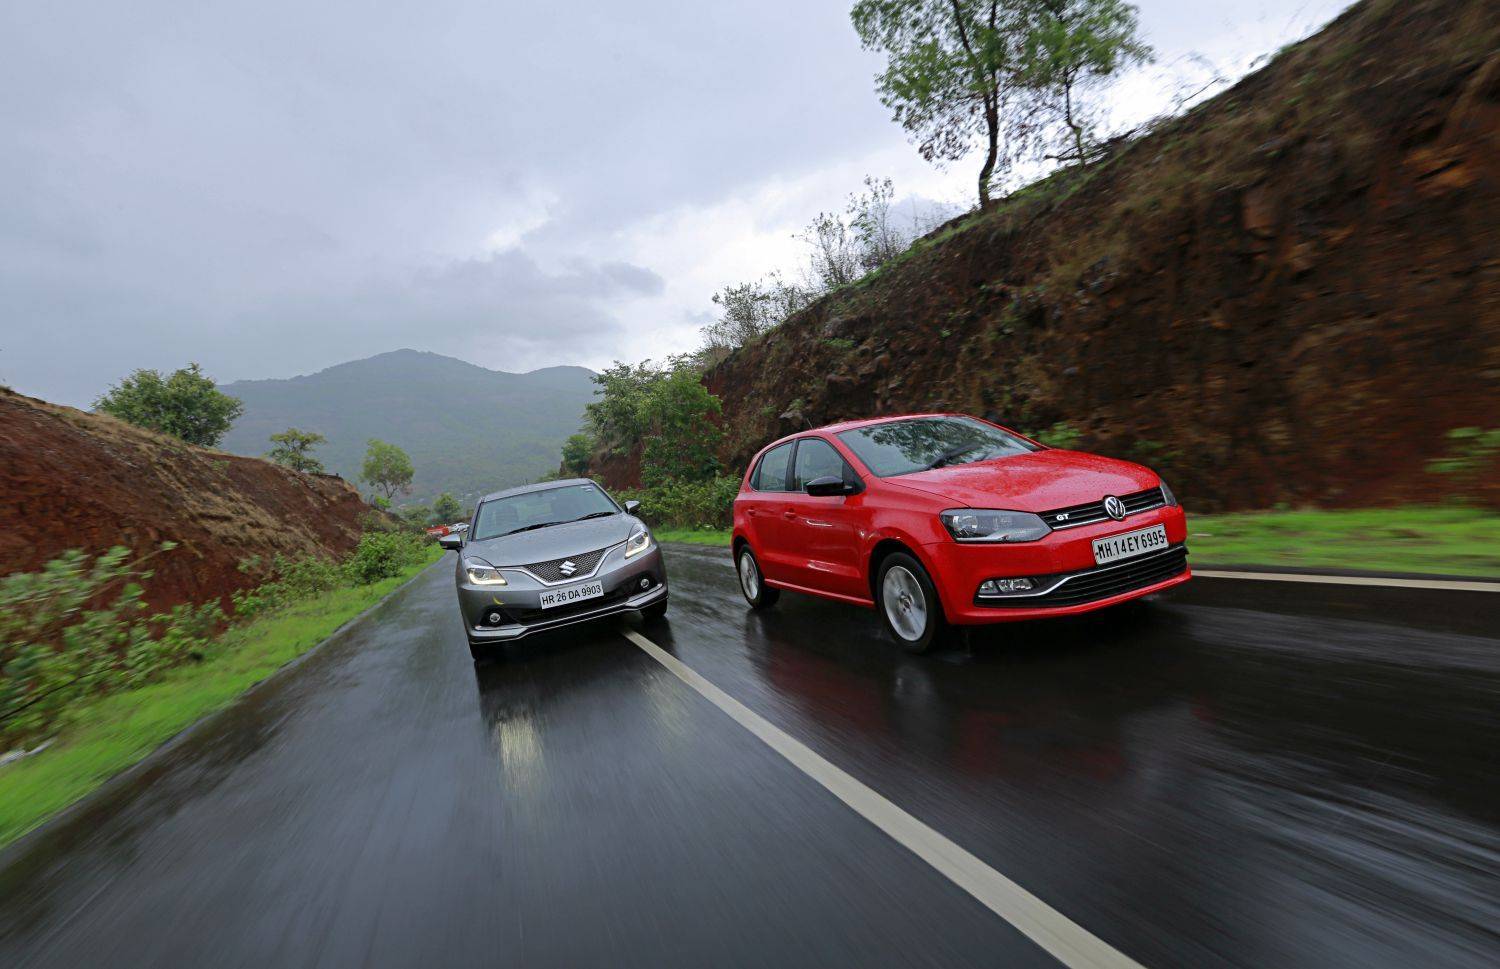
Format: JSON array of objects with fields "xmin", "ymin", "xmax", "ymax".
[{"xmin": 440, "ymin": 479, "xmax": 668, "ymax": 658}]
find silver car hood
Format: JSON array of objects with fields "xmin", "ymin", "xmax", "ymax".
[{"xmin": 464, "ymin": 514, "xmax": 639, "ymax": 566}]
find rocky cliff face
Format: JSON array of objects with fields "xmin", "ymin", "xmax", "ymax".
[
  {"xmin": 0, "ymin": 389, "xmax": 379, "ymax": 610},
  {"xmin": 696, "ymin": 0, "xmax": 1500, "ymax": 511}
]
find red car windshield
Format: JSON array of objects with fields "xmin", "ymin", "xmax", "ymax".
[{"xmin": 836, "ymin": 416, "xmax": 1040, "ymax": 477}]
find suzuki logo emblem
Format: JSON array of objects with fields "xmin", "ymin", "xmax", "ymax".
[
  {"xmin": 558, "ymin": 560, "xmax": 578, "ymax": 576},
  {"xmin": 1103, "ymin": 495, "xmax": 1126, "ymax": 521}
]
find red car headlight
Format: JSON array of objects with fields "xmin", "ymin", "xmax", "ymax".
[{"xmin": 940, "ymin": 509, "xmax": 1051, "ymax": 542}]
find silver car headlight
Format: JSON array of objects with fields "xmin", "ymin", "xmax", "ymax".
[
  {"xmin": 624, "ymin": 523, "xmax": 652, "ymax": 558},
  {"xmin": 1158, "ymin": 478, "xmax": 1179, "ymax": 506},
  {"xmin": 940, "ymin": 509, "xmax": 1051, "ymax": 543},
  {"xmin": 463, "ymin": 558, "xmax": 508, "ymax": 585}
]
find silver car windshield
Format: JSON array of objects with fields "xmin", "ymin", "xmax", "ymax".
[
  {"xmin": 836, "ymin": 416, "xmax": 1041, "ymax": 477},
  {"xmin": 472, "ymin": 484, "xmax": 620, "ymax": 541}
]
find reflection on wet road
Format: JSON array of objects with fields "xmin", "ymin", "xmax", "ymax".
[{"xmin": 1, "ymin": 547, "xmax": 1497, "ymax": 968}]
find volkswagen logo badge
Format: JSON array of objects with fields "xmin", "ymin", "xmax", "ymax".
[
  {"xmin": 1103, "ymin": 495, "xmax": 1126, "ymax": 521},
  {"xmin": 558, "ymin": 559, "xmax": 578, "ymax": 577}
]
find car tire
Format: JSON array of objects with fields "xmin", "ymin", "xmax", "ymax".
[
  {"xmin": 736, "ymin": 547, "xmax": 780, "ymax": 609},
  {"xmin": 876, "ymin": 552, "xmax": 946, "ymax": 654},
  {"xmin": 641, "ymin": 600, "xmax": 668, "ymax": 623}
]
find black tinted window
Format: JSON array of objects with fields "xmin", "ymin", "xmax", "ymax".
[
  {"xmin": 836, "ymin": 416, "xmax": 1040, "ymax": 477},
  {"xmin": 752, "ymin": 442, "xmax": 793, "ymax": 492},
  {"xmin": 792, "ymin": 438, "xmax": 851, "ymax": 490}
]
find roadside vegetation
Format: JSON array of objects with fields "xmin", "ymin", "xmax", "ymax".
[{"xmin": 0, "ymin": 529, "xmax": 438, "ymax": 847}]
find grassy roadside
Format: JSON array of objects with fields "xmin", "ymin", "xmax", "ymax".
[
  {"xmin": 655, "ymin": 506, "xmax": 1500, "ymax": 577},
  {"xmin": 0, "ymin": 547, "xmax": 440, "ymax": 849}
]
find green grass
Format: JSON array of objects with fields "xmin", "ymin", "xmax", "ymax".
[
  {"xmin": 654, "ymin": 506, "xmax": 1500, "ymax": 577},
  {"xmin": 654, "ymin": 527, "xmax": 733, "ymax": 547},
  {"xmin": 0, "ymin": 548, "xmax": 440, "ymax": 849},
  {"xmin": 1186, "ymin": 505, "xmax": 1500, "ymax": 576}
]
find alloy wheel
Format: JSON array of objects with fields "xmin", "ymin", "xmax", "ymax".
[
  {"xmin": 882, "ymin": 565, "xmax": 928, "ymax": 642},
  {"xmin": 739, "ymin": 552, "xmax": 761, "ymax": 600}
]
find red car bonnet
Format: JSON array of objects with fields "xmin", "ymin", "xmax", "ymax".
[{"xmin": 879, "ymin": 449, "xmax": 1159, "ymax": 510}]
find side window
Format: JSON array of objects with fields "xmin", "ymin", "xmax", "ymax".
[
  {"xmin": 752, "ymin": 442, "xmax": 793, "ymax": 492},
  {"xmin": 792, "ymin": 438, "xmax": 854, "ymax": 491}
]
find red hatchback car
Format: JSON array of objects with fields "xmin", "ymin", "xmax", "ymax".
[{"xmin": 731, "ymin": 414, "xmax": 1190, "ymax": 652}]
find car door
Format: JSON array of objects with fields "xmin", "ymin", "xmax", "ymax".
[
  {"xmin": 740, "ymin": 441, "xmax": 800, "ymax": 582},
  {"xmin": 786, "ymin": 436, "xmax": 868, "ymax": 599}
]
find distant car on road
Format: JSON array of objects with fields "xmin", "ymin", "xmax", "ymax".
[
  {"xmin": 732, "ymin": 414, "xmax": 1189, "ymax": 653},
  {"xmin": 441, "ymin": 479, "xmax": 667, "ymax": 659}
]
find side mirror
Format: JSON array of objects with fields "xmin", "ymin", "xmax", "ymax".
[
  {"xmin": 805, "ymin": 475, "xmax": 853, "ymax": 498},
  {"xmin": 623, "ymin": 499, "xmax": 641, "ymax": 515},
  {"xmin": 438, "ymin": 533, "xmax": 463, "ymax": 552}
]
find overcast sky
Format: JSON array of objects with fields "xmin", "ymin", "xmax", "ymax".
[{"xmin": 1, "ymin": 0, "xmax": 1348, "ymax": 406}]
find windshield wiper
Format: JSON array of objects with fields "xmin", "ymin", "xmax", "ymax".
[
  {"xmin": 502, "ymin": 520, "xmax": 568, "ymax": 536},
  {"xmin": 925, "ymin": 442, "xmax": 984, "ymax": 470},
  {"xmin": 570, "ymin": 511, "xmax": 616, "ymax": 523}
]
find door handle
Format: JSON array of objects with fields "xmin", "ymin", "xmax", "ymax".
[{"xmin": 782, "ymin": 510, "xmax": 797, "ymax": 520}]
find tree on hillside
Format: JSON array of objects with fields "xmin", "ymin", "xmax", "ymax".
[
  {"xmin": 360, "ymin": 439, "xmax": 414, "ymax": 501},
  {"xmin": 1017, "ymin": 0, "xmax": 1150, "ymax": 164},
  {"xmin": 852, "ymin": 0, "xmax": 1029, "ymax": 208},
  {"xmin": 560, "ymin": 433, "xmax": 594, "ymax": 477},
  {"xmin": 583, "ymin": 359, "xmax": 724, "ymax": 487},
  {"xmin": 430, "ymin": 492, "xmax": 464, "ymax": 525},
  {"xmin": 639, "ymin": 368, "xmax": 724, "ymax": 488},
  {"xmin": 94, "ymin": 363, "xmax": 243, "ymax": 447},
  {"xmin": 852, "ymin": 0, "xmax": 1149, "ymax": 203},
  {"xmin": 266, "ymin": 427, "xmax": 327, "ymax": 473}
]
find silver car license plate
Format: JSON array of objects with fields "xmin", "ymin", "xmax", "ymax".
[
  {"xmin": 538, "ymin": 580, "xmax": 605, "ymax": 609},
  {"xmin": 1092, "ymin": 524, "xmax": 1168, "ymax": 565}
]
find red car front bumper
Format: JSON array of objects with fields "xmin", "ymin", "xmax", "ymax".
[{"xmin": 919, "ymin": 505, "xmax": 1191, "ymax": 624}]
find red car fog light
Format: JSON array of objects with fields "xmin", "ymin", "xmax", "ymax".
[{"xmin": 978, "ymin": 577, "xmax": 1035, "ymax": 596}]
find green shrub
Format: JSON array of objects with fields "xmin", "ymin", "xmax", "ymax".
[
  {"xmin": 343, "ymin": 531, "xmax": 427, "ymax": 584},
  {"xmin": 0, "ymin": 531, "xmax": 428, "ymax": 750},
  {"xmin": 621, "ymin": 475, "xmax": 740, "ymax": 529}
]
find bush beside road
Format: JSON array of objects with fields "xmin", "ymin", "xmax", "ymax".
[{"xmin": 0, "ymin": 540, "xmax": 440, "ymax": 849}]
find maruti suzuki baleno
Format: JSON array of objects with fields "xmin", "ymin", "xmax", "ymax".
[{"xmin": 731, "ymin": 414, "xmax": 1189, "ymax": 652}]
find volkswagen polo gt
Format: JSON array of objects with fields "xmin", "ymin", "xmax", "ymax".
[{"xmin": 731, "ymin": 414, "xmax": 1189, "ymax": 652}]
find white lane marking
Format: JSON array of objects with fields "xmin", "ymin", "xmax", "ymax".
[
  {"xmin": 1192, "ymin": 570, "xmax": 1499, "ymax": 593},
  {"xmin": 620, "ymin": 627, "xmax": 1147, "ymax": 969}
]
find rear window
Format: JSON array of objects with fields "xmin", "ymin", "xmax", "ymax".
[
  {"xmin": 751, "ymin": 442, "xmax": 794, "ymax": 491},
  {"xmin": 836, "ymin": 416, "xmax": 1040, "ymax": 478}
]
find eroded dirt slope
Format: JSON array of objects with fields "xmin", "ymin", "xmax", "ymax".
[{"xmin": 1, "ymin": 389, "xmax": 376, "ymax": 609}]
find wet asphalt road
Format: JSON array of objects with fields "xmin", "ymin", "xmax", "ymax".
[{"xmin": 1, "ymin": 547, "xmax": 1497, "ymax": 968}]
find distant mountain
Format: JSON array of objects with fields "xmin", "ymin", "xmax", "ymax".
[{"xmin": 220, "ymin": 350, "xmax": 595, "ymax": 504}]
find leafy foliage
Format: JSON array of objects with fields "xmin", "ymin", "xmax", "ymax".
[
  {"xmin": 619, "ymin": 476, "xmax": 741, "ymax": 529},
  {"xmin": 361, "ymin": 439, "xmax": 415, "ymax": 501},
  {"xmin": 560, "ymin": 433, "xmax": 594, "ymax": 477},
  {"xmin": 852, "ymin": 0, "xmax": 1149, "ymax": 203},
  {"xmin": 1017, "ymin": 0, "xmax": 1151, "ymax": 163},
  {"xmin": 342, "ymin": 531, "xmax": 429, "ymax": 584},
  {"xmin": 0, "ymin": 532, "xmax": 431, "ymax": 750},
  {"xmin": 266, "ymin": 427, "xmax": 327, "ymax": 473},
  {"xmin": 94, "ymin": 363, "xmax": 244, "ymax": 447},
  {"xmin": 430, "ymin": 492, "xmax": 465, "ymax": 525},
  {"xmin": 585, "ymin": 360, "xmax": 724, "ymax": 484}
]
